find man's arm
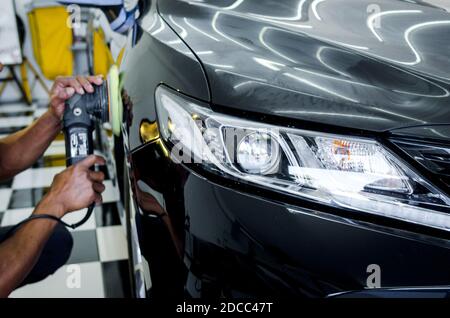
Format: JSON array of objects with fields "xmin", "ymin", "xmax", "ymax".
[
  {"xmin": 0, "ymin": 110, "xmax": 61, "ymax": 180},
  {"xmin": 0, "ymin": 75, "xmax": 103, "ymax": 180},
  {"xmin": 0, "ymin": 155, "xmax": 105, "ymax": 298}
]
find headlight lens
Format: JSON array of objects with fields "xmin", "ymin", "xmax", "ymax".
[
  {"xmin": 155, "ymin": 86, "xmax": 450, "ymax": 232},
  {"xmin": 236, "ymin": 132, "xmax": 280, "ymax": 174}
]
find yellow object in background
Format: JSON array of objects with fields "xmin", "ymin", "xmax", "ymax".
[
  {"xmin": 116, "ymin": 47, "xmax": 125, "ymax": 67},
  {"xmin": 93, "ymin": 28, "xmax": 114, "ymax": 77},
  {"xmin": 28, "ymin": 6, "xmax": 73, "ymax": 79},
  {"xmin": 19, "ymin": 62, "xmax": 32, "ymax": 103}
]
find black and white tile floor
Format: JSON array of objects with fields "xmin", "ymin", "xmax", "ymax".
[{"xmin": 0, "ymin": 102, "xmax": 131, "ymax": 298}]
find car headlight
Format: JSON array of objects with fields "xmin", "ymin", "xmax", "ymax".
[{"xmin": 155, "ymin": 85, "xmax": 450, "ymax": 232}]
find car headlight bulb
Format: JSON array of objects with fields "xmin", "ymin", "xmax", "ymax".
[{"xmin": 237, "ymin": 132, "xmax": 280, "ymax": 174}]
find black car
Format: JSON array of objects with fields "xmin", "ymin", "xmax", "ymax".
[{"xmin": 109, "ymin": 0, "xmax": 450, "ymax": 298}]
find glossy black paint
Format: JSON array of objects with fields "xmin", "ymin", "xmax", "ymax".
[
  {"xmin": 329, "ymin": 287, "xmax": 450, "ymax": 298},
  {"xmin": 158, "ymin": 0, "xmax": 450, "ymax": 132},
  {"xmin": 130, "ymin": 140, "xmax": 450, "ymax": 297},
  {"xmin": 121, "ymin": 0, "xmax": 209, "ymax": 150},
  {"xmin": 391, "ymin": 125, "xmax": 450, "ymax": 143},
  {"xmin": 117, "ymin": 0, "xmax": 450, "ymax": 297}
]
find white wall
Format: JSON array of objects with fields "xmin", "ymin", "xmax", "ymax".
[{"xmin": 1, "ymin": 0, "xmax": 53, "ymax": 103}]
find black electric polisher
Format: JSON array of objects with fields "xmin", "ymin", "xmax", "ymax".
[
  {"xmin": 63, "ymin": 81, "xmax": 109, "ymax": 166},
  {"xmin": 61, "ymin": 65, "xmax": 121, "ymax": 228},
  {"xmin": 4, "ymin": 67, "xmax": 122, "ymax": 236}
]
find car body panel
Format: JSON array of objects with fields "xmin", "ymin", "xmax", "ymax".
[
  {"xmin": 158, "ymin": 0, "xmax": 450, "ymax": 132},
  {"xmin": 115, "ymin": 0, "xmax": 450, "ymax": 298},
  {"xmin": 329, "ymin": 287, "xmax": 450, "ymax": 298},
  {"xmin": 130, "ymin": 139, "xmax": 450, "ymax": 297},
  {"xmin": 390, "ymin": 124, "xmax": 450, "ymax": 143},
  {"xmin": 121, "ymin": 0, "xmax": 210, "ymax": 150}
]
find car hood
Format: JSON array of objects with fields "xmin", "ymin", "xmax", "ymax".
[{"xmin": 157, "ymin": 0, "xmax": 450, "ymax": 132}]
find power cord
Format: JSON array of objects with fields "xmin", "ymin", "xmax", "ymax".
[{"xmin": 3, "ymin": 203, "xmax": 95, "ymax": 239}]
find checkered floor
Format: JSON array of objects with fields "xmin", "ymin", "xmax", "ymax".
[{"xmin": 0, "ymin": 102, "xmax": 131, "ymax": 298}]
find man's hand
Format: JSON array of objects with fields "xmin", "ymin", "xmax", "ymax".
[
  {"xmin": 36, "ymin": 155, "xmax": 106, "ymax": 218},
  {"xmin": 0, "ymin": 156, "xmax": 106, "ymax": 298},
  {"xmin": 49, "ymin": 75, "xmax": 103, "ymax": 120}
]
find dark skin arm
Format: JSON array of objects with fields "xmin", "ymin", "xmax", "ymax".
[
  {"xmin": 0, "ymin": 155, "xmax": 106, "ymax": 298},
  {"xmin": 0, "ymin": 66, "xmax": 106, "ymax": 297},
  {"xmin": 0, "ymin": 110, "xmax": 61, "ymax": 180},
  {"xmin": 0, "ymin": 75, "xmax": 103, "ymax": 180}
]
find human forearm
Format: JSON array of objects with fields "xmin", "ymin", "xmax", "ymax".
[
  {"xmin": 0, "ymin": 195, "xmax": 64, "ymax": 298},
  {"xmin": 0, "ymin": 75, "xmax": 103, "ymax": 181},
  {"xmin": 0, "ymin": 155, "xmax": 105, "ymax": 298},
  {"xmin": 0, "ymin": 110, "xmax": 61, "ymax": 180}
]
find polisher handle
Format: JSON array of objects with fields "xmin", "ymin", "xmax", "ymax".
[
  {"xmin": 63, "ymin": 93, "xmax": 95, "ymax": 167},
  {"xmin": 64, "ymin": 125, "xmax": 94, "ymax": 166}
]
